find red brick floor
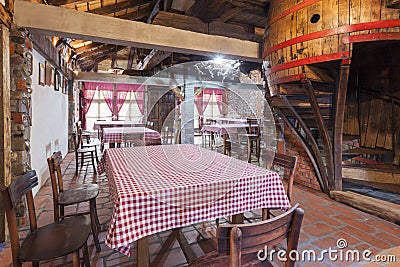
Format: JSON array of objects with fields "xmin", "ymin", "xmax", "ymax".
[{"xmin": 0, "ymin": 151, "xmax": 399, "ymax": 267}]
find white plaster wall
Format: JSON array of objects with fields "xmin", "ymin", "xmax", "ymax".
[{"xmin": 30, "ymin": 49, "xmax": 69, "ymax": 195}]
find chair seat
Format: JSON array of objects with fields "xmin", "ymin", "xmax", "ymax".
[
  {"xmin": 19, "ymin": 215, "xmax": 91, "ymax": 262},
  {"xmin": 58, "ymin": 183, "xmax": 99, "ymax": 206},
  {"xmin": 82, "ymin": 139, "xmax": 100, "ymax": 147},
  {"xmin": 77, "ymin": 147, "xmax": 96, "ymax": 153},
  {"xmin": 188, "ymin": 251, "xmax": 273, "ymax": 267}
]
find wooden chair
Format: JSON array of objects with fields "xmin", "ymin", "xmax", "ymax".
[
  {"xmin": 162, "ymin": 126, "xmax": 174, "ymax": 145},
  {"xmin": 238, "ymin": 118, "xmax": 261, "ymax": 163},
  {"xmin": 76, "ymin": 121, "xmax": 91, "ymax": 143},
  {"xmin": 261, "ymin": 150, "xmax": 298, "ymax": 220},
  {"xmin": 47, "ymin": 151, "xmax": 101, "ymax": 251},
  {"xmin": 189, "ymin": 204, "xmax": 304, "ymax": 267},
  {"xmin": 76, "ymin": 122, "xmax": 99, "ymax": 163},
  {"xmin": 72, "ymin": 132, "xmax": 97, "ymax": 176},
  {"xmin": 1, "ymin": 170, "xmax": 92, "ymax": 267}
]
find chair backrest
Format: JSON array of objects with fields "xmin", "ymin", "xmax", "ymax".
[
  {"xmin": 261, "ymin": 150, "xmax": 297, "ymax": 202},
  {"xmin": 47, "ymin": 151, "xmax": 64, "ymax": 221},
  {"xmin": 272, "ymin": 152, "xmax": 297, "ymax": 202},
  {"xmin": 246, "ymin": 118, "xmax": 260, "ymax": 135},
  {"xmin": 1, "ymin": 170, "xmax": 39, "ymax": 263},
  {"xmin": 217, "ymin": 203, "xmax": 304, "ymax": 267}
]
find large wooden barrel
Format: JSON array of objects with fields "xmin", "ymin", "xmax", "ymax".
[{"xmin": 263, "ymin": 0, "xmax": 400, "ymax": 95}]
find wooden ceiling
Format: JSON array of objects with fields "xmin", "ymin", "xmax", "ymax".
[{"xmin": 45, "ymin": 0, "xmax": 270, "ymax": 73}]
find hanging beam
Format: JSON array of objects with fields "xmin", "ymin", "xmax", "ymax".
[
  {"xmin": 136, "ymin": 49, "xmax": 172, "ymax": 70},
  {"xmin": 333, "ymin": 61, "xmax": 351, "ymax": 191},
  {"xmin": 14, "ymin": 0, "xmax": 261, "ymax": 62}
]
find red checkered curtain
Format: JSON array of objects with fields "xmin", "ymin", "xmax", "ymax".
[
  {"xmin": 134, "ymin": 85, "xmax": 145, "ymax": 115},
  {"xmin": 81, "ymin": 82, "xmax": 99, "ymax": 129},
  {"xmin": 116, "ymin": 84, "xmax": 142, "ymax": 115},
  {"xmin": 206, "ymin": 88, "xmax": 224, "ymax": 114},
  {"xmin": 194, "ymin": 87, "xmax": 212, "ymax": 115},
  {"xmin": 96, "ymin": 83, "xmax": 114, "ymax": 115}
]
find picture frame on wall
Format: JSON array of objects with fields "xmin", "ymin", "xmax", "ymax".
[
  {"xmin": 45, "ymin": 61, "xmax": 52, "ymax": 86},
  {"xmin": 50, "ymin": 67, "xmax": 55, "ymax": 86},
  {"xmin": 38, "ymin": 63, "xmax": 45, "ymax": 86},
  {"xmin": 54, "ymin": 70, "xmax": 60, "ymax": 91}
]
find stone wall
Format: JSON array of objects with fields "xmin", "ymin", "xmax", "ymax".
[
  {"xmin": 284, "ymin": 125, "xmax": 321, "ymax": 191},
  {"xmin": 9, "ymin": 26, "xmax": 32, "ymax": 225},
  {"xmin": 10, "ymin": 26, "xmax": 32, "ymax": 179}
]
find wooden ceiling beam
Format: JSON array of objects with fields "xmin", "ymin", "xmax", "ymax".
[
  {"xmin": 227, "ymin": 0, "xmax": 266, "ymax": 12},
  {"xmin": 15, "ymin": 1, "xmax": 261, "ymax": 62},
  {"xmin": 135, "ymin": 49, "xmax": 172, "ymax": 70},
  {"xmin": 116, "ymin": 4, "xmax": 153, "ymax": 20},
  {"xmin": 75, "ymin": 42, "xmax": 103, "ymax": 54},
  {"xmin": 47, "ymin": 0, "xmax": 92, "ymax": 6},
  {"xmin": 152, "ymin": 11, "xmax": 261, "ymax": 42},
  {"xmin": 80, "ymin": 47, "xmax": 125, "ymax": 70},
  {"xmin": 77, "ymin": 44, "xmax": 117, "ymax": 60},
  {"xmin": 88, "ymin": 0, "xmax": 157, "ymax": 15},
  {"xmin": 126, "ymin": 47, "xmax": 136, "ymax": 69},
  {"xmin": 215, "ymin": 7, "xmax": 241, "ymax": 23}
]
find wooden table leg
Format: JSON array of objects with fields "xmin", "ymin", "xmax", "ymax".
[
  {"xmin": 232, "ymin": 213, "xmax": 244, "ymax": 224},
  {"xmin": 137, "ymin": 237, "xmax": 149, "ymax": 267},
  {"xmin": 172, "ymin": 228, "xmax": 197, "ymax": 264}
]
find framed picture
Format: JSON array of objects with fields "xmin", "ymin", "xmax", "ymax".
[
  {"xmin": 54, "ymin": 70, "xmax": 60, "ymax": 91},
  {"xmin": 38, "ymin": 62, "xmax": 45, "ymax": 86},
  {"xmin": 45, "ymin": 61, "xmax": 52, "ymax": 86},
  {"xmin": 50, "ymin": 67, "xmax": 55, "ymax": 86},
  {"xmin": 26, "ymin": 52, "xmax": 33, "ymax": 76}
]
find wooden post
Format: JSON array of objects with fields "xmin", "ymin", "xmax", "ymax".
[
  {"xmin": 0, "ymin": 23, "xmax": 11, "ymax": 243},
  {"xmin": 333, "ymin": 61, "xmax": 351, "ymax": 191}
]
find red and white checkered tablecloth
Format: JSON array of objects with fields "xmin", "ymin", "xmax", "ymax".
[
  {"xmin": 98, "ymin": 144, "xmax": 290, "ymax": 256},
  {"xmin": 93, "ymin": 121, "xmax": 144, "ymax": 130},
  {"xmin": 101, "ymin": 127, "xmax": 161, "ymax": 146},
  {"xmin": 201, "ymin": 124, "xmax": 250, "ymax": 135}
]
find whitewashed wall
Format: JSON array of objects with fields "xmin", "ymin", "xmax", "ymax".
[{"xmin": 30, "ymin": 49, "xmax": 69, "ymax": 195}]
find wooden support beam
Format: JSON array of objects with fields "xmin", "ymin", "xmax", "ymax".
[
  {"xmin": 0, "ymin": 3, "xmax": 12, "ymax": 28},
  {"xmin": 136, "ymin": 49, "xmax": 172, "ymax": 70},
  {"xmin": 116, "ymin": 4, "xmax": 152, "ymax": 20},
  {"xmin": 74, "ymin": 42, "xmax": 103, "ymax": 54},
  {"xmin": 88, "ymin": 0, "xmax": 156, "ymax": 15},
  {"xmin": 304, "ymin": 80, "xmax": 334, "ymax": 188},
  {"xmin": 333, "ymin": 63, "xmax": 350, "ymax": 191},
  {"xmin": 15, "ymin": 1, "xmax": 261, "ymax": 62},
  {"xmin": 279, "ymin": 95, "xmax": 330, "ymax": 193},
  {"xmin": 74, "ymin": 72, "xmax": 264, "ymax": 91},
  {"xmin": 126, "ymin": 47, "xmax": 136, "ymax": 69},
  {"xmin": 77, "ymin": 44, "xmax": 116, "ymax": 60},
  {"xmin": 330, "ymin": 191, "xmax": 400, "ymax": 224},
  {"xmin": 215, "ymin": 7, "xmax": 241, "ymax": 22},
  {"xmin": 48, "ymin": 0, "xmax": 92, "ymax": 6},
  {"xmin": 152, "ymin": 11, "xmax": 261, "ymax": 42},
  {"xmin": 0, "ymin": 24, "xmax": 11, "ymax": 243},
  {"xmin": 146, "ymin": 0, "xmax": 161, "ymax": 23}
]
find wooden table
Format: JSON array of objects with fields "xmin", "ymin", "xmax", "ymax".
[{"xmin": 98, "ymin": 144, "xmax": 290, "ymax": 266}]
